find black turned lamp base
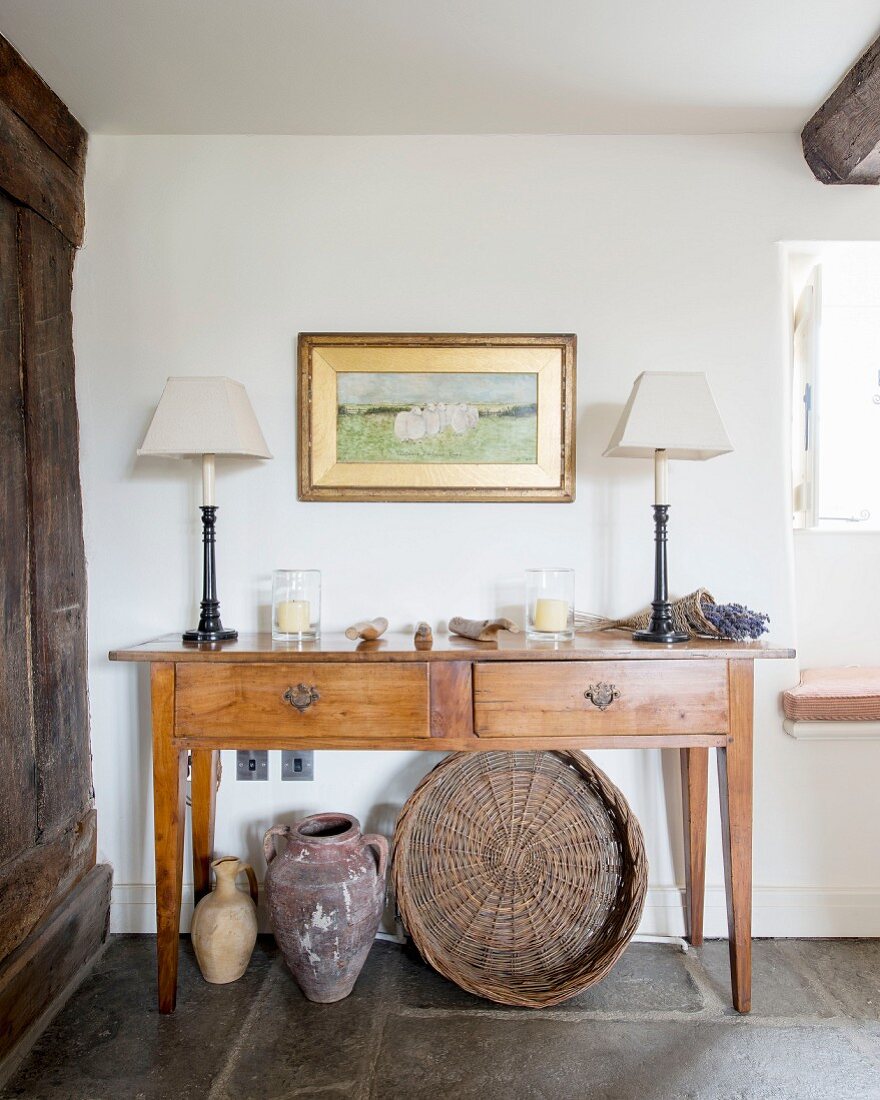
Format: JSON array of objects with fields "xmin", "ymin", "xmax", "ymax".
[
  {"xmin": 632, "ymin": 503, "xmax": 690, "ymax": 645},
  {"xmin": 183, "ymin": 627, "xmax": 238, "ymax": 644},
  {"xmin": 633, "ymin": 626, "xmax": 689, "ymax": 645},
  {"xmin": 182, "ymin": 505, "xmax": 237, "ymax": 645}
]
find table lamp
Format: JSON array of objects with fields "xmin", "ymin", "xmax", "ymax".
[
  {"xmin": 603, "ymin": 372, "xmax": 732, "ymax": 643},
  {"xmin": 138, "ymin": 377, "xmax": 272, "ymax": 642}
]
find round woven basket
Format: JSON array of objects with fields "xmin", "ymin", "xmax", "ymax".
[{"xmin": 392, "ymin": 750, "xmax": 647, "ymax": 1008}]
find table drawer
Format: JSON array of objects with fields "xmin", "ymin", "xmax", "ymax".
[
  {"xmin": 175, "ymin": 662, "xmax": 430, "ymax": 742},
  {"xmin": 474, "ymin": 660, "xmax": 729, "ymax": 738}
]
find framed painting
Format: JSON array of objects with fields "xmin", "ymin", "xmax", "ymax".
[{"xmin": 297, "ymin": 333, "xmax": 576, "ymax": 502}]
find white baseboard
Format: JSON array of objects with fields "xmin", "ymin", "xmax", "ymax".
[
  {"xmin": 639, "ymin": 885, "xmax": 880, "ymax": 938},
  {"xmin": 110, "ymin": 883, "xmax": 880, "ymax": 939},
  {"xmin": 784, "ymin": 718, "xmax": 880, "ymax": 740}
]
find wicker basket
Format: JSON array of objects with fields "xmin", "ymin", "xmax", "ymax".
[
  {"xmin": 577, "ymin": 587, "xmax": 720, "ymax": 638},
  {"xmin": 392, "ymin": 750, "xmax": 647, "ymax": 1008}
]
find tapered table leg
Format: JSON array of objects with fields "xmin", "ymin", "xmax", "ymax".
[
  {"xmin": 680, "ymin": 746, "xmax": 708, "ymax": 946},
  {"xmin": 151, "ymin": 663, "xmax": 186, "ymax": 1015},
  {"xmin": 191, "ymin": 749, "xmax": 219, "ymax": 906},
  {"xmin": 718, "ymin": 659, "xmax": 754, "ymax": 1013}
]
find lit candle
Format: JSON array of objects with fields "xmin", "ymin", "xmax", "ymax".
[
  {"xmin": 277, "ymin": 599, "xmax": 310, "ymax": 633},
  {"xmin": 533, "ymin": 598, "xmax": 569, "ymax": 632}
]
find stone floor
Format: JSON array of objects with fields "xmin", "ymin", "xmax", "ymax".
[{"xmin": 3, "ymin": 935, "xmax": 880, "ymax": 1099}]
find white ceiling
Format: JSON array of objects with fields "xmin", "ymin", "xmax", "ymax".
[{"xmin": 1, "ymin": 0, "xmax": 878, "ymax": 136}]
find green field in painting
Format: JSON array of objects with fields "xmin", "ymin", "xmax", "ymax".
[{"xmin": 336, "ymin": 408, "xmax": 537, "ymax": 463}]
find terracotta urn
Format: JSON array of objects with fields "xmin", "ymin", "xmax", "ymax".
[
  {"xmin": 191, "ymin": 857, "xmax": 258, "ymax": 984},
  {"xmin": 263, "ymin": 813, "xmax": 388, "ymax": 1003}
]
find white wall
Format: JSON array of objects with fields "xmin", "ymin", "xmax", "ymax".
[
  {"xmin": 794, "ymin": 532, "xmax": 880, "ymax": 669},
  {"xmin": 74, "ymin": 134, "xmax": 880, "ymax": 937}
]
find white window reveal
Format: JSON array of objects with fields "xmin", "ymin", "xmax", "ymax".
[
  {"xmin": 789, "ymin": 244, "xmax": 880, "ymax": 531},
  {"xmin": 791, "ymin": 263, "xmax": 820, "ymax": 529}
]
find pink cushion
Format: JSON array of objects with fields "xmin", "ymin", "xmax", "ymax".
[{"xmin": 783, "ymin": 668, "xmax": 880, "ymax": 721}]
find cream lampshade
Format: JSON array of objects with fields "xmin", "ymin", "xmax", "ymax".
[
  {"xmin": 604, "ymin": 372, "xmax": 732, "ymax": 643},
  {"xmin": 139, "ymin": 376, "xmax": 272, "ymax": 643}
]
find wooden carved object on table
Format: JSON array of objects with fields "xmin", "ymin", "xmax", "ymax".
[
  {"xmin": 345, "ymin": 617, "xmax": 389, "ymax": 641},
  {"xmin": 449, "ymin": 616, "xmax": 520, "ymax": 642},
  {"xmin": 414, "ymin": 622, "xmax": 433, "ymax": 649}
]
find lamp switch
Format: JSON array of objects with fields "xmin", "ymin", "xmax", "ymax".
[
  {"xmin": 236, "ymin": 750, "xmax": 268, "ymax": 781},
  {"xmin": 282, "ymin": 750, "xmax": 314, "ymax": 781}
]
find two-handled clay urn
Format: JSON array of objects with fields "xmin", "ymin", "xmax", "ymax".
[{"xmin": 263, "ymin": 813, "xmax": 388, "ymax": 1003}]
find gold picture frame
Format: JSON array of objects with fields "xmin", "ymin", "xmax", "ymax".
[{"xmin": 298, "ymin": 333, "xmax": 576, "ymax": 502}]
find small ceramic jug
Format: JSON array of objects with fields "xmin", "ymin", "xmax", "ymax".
[
  {"xmin": 263, "ymin": 813, "xmax": 388, "ymax": 1002},
  {"xmin": 191, "ymin": 856, "xmax": 258, "ymax": 984}
]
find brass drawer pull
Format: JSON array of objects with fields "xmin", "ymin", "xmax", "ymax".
[
  {"xmin": 584, "ymin": 682, "xmax": 620, "ymax": 711},
  {"xmin": 283, "ymin": 684, "xmax": 320, "ymax": 712}
]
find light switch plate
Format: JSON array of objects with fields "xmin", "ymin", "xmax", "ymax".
[
  {"xmin": 236, "ymin": 749, "xmax": 268, "ymax": 781},
  {"xmin": 282, "ymin": 750, "xmax": 315, "ymax": 781}
]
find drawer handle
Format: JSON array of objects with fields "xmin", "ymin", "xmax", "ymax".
[
  {"xmin": 584, "ymin": 682, "xmax": 620, "ymax": 711},
  {"xmin": 283, "ymin": 684, "xmax": 320, "ymax": 712}
]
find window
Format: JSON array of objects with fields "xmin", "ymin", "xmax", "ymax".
[{"xmin": 789, "ymin": 245, "xmax": 880, "ymax": 531}]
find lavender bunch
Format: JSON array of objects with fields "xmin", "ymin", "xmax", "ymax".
[{"xmin": 700, "ymin": 600, "xmax": 769, "ymax": 641}]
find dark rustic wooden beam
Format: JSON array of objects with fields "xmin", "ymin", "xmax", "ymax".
[
  {"xmin": 0, "ymin": 864, "xmax": 111, "ymax": 1064},
  {"xmin": 0, "ymin": 34, "xmax": 86, "ymax": 176},
  {"xmin": 0, "ymin": 808, "xmax": 97, "ymax": 962},
  {"xmin": 19, "ymin": 210, "xmax": 92, "ymax": 836},
  {"xmin": 0, "ymin": 99, "xmax": 83, "ymax": 244},
  {"xmin": 0, "ymin": 32, "xmax": 105, "ymax": 1073},
  {"xmin": 802, "ymin": 33, "xmax": 880, "ymax": 184},
  {"xmin": 0, "ymin": 192, "xmax": 35, "ymax": 872}
]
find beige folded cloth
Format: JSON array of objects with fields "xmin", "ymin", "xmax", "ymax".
[{"xmin": 783, "ymin": 667, "xmax": 880, "ymax": 721}]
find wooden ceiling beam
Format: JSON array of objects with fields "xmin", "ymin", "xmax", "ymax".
[
  {"xmin": 0, "ymin": 34, "xmax": 84, "ymax": 246},
  {"xmin": 0, "ymin": 35, "xmax": 85, "ymax": 176},
  {"xmin": 802, "ymin": 33, "xmax": 880, "ymax": 184}
]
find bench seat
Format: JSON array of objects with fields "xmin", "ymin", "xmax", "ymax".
[{"xmin": 783, "ymin": 667, "xmax": 880, "ymax": 721}]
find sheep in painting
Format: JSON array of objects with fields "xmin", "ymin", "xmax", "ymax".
[
  {"xmin": 407, "ymin": 408, "xmax": 426, "ymax": 439},
  {"xmin": 423, "ymin": 404, "xmax": 441, "ymax": 437},
  {"xmin": 449, "ymin": 402, "xmax": 470, "ymax": 435},
  {"xmin": 394, "ymin": 401, "xmax": 479, "ymax": 443},
  {"xmin": 394, "ymin": 407, "xmax": 426, "ymax": 441}
]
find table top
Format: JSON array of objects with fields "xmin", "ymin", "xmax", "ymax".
[{"xmin": 110, "ymin": 631, "xmax": 795, "ymax": 664}]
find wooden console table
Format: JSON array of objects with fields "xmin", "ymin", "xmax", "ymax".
[{"xmin": 110, "ymin": 632, "xmax": 793, "ymax": 1015}]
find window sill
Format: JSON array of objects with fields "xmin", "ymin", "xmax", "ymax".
[
  {"xmin": 784, "ymin": 718, "xmax": 880, "ymax": 740},
  {"xmin": 793, "ymin": 527, "xmax": 880, "ymax": 536}
]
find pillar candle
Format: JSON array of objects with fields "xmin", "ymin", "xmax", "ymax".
[
  {"xmin": 277, "ymin": 600, "xmax": 310, "ymax": 633},
  {"xmin": 654, "ymin": 448, "xmax": 668, "ymax": 506},
  {"xmin": 533, "ymin": 598, "xmax": 569, "ymax": 632},
  {"xmin": 202, "ymin": 453, "xmax": 216, "ymax": 507}
]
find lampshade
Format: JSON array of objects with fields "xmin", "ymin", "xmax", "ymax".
[
  {"xmin": 138, "ymin": 377, "xmax": 272, "ymax": 458},
  {"xmin": 603, "ymin": 372, "xmax": 732, "ymax": 460}
]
